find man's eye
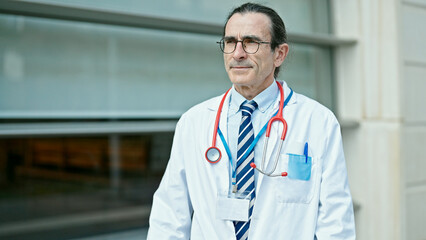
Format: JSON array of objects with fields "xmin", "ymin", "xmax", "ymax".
[
  {"xmin": 225, "ymin": 40, "xmax": 236, "ymax": 44},
  {"xmin": 244, "ymin": 39, "xmax": 256, "ymax": 44}
]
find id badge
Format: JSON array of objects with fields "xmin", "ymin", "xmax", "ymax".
[{"xmin": 216, "ymin": 191, "xmax": 250, "ymax": 222}]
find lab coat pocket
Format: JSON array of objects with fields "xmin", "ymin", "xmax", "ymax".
[
  {"xmin": 287, "ymin": 154, "xmax": 311, "ymax": 181},
  {"xmin": 275, "ymin": 154, "xmax": 317, "ymax": 204}
]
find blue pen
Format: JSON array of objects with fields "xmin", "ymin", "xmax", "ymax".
[{"xmin": 304, "ymin": 142, "xmax": 308, "ymax": 163}]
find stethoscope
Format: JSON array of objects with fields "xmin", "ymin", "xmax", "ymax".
[{"xmin": 205, "ymin": 81, "xmax": 293, "ymax": 191}]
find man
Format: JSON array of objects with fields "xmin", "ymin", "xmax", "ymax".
[{"xmin": 148, "ymin": 3, "xmax": 355, "ymax": 240}]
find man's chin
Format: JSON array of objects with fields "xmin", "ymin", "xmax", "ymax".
[
  {"xmin": 229, "ymin": 73, "xmax": 253, "ymax": 84},
  {"xmin": 230, "ymin": 78, "xmax": 252, "ymax": 86}
]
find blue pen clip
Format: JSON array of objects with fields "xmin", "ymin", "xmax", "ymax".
[{"xmin": 304, "ymin": 142, "xmax": 308, "ymax": 163}]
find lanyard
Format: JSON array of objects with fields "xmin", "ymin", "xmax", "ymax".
[{"xmin": 217, "ymin": 89, "xmax": 293, "ymax": 186}]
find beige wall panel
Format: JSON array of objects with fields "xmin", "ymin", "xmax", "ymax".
[
  {"xmin": 333, "ymin": 0, "xmax": 401, "ymax": 120},
  {"xmin": 402, "ymin": 125, "xmax": 426, "ymax": 184},
  {"xmin": 403, "ymin": 0, "xmax": 426, "ymax": 9},
  {"xmin": 402, "ymin": 5, "xmax": 426, "ymax": 64},
  {"xmin": 330, "ymin": 0, "xmax": 359, "ymax": 37},
  {"xmin": 360, "ymin": 1, "xmax": 381, "ymax": 119},
  {"xmin": 342, "ymin": 127, "xmax": 364, "ymax": 239},
  {"xmin": 380, "ymin": 0, "xmax": 401, "ymax": 120},
  {"xmin": 342, "ymin": 122, "xmax": 401, "ymax": 240},
  {"xmin": 402, "ymin": 65, "xmax": 426, "ymax": 122},
  {"xmin": 406, "ymin": 187, "xmax": 426, "ymax": 240},
  {"xmin": 331, "ymin": 0, "xmax": 363, "ymax": 121}
]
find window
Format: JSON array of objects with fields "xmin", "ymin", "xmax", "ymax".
[{"xmin": 0, "ymin": 0, "xmax": 344, "ymax": 238}]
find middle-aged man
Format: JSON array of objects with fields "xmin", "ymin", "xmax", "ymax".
[{"xmin": 148, "ymin": 3, "xmax": 355, "ymax": 240}]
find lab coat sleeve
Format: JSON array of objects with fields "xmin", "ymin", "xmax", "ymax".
[
  {"xmin": 315, "ymin": 115, "xmax": 356, "ymax": 239},
  {"xmin": 147, "ymin": 117, "xmax": 193, "ymax": 240}
]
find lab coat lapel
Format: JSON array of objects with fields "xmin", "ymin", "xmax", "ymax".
[
  {"xmin": 207, "ymin": 92, "xmax": 232, "ymax": 195},
  {"xmin": 204, "ymin": 94, "xmax": 239, "ymax": 238}
]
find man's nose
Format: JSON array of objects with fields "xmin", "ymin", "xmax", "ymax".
[{"xmin": 232, "ymin": 41, "xmax": 247, "ymax": 60}]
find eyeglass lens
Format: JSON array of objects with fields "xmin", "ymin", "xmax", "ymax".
[{"xmin": 220, "ymin": 38, "xmax": 260, "ymax": 54}]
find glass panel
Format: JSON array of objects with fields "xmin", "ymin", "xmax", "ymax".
[
  {"xmin": 0, "ymin": 133, "xmax": 173, "ymax": 239},
  {"xmin": 283, "ymin": 44, "xmax": 334, "ymax": 110},
  {"xmin": 0, "ymin": 15, "xmax": 333, "ymax": 119},
  {"xmin": 24, "ymin": 0, "xmax": 330, "ymax": 34},
  {"xmin": 0, "ymin": 14, "xmax": 229, "ymax": 119}
]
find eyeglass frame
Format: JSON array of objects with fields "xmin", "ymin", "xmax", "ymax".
[{"xmin": 216, "ymin": 36, "xmax": 272, "ymax": 54}]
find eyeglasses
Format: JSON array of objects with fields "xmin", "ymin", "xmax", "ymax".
[{"xmin": 217, "ymin": 37, "xmax": 271, "ymax": 54}]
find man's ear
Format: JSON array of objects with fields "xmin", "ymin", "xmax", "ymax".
[{"xmin": 273, "ymin": 43, "xmax": 289, "ymax": 68}]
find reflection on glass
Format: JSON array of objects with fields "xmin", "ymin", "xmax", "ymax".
[
  {"xmin": 283, "ymin": 44, "xmax": 333, "ymax": 110},
  {"xmin": 0, "ymin": 133, "xmax": 173, "ymax": 239},
  {"xmin": 0, "ymin": 14, "xmax": 229, "ymax": 119},
  {"xmin": 22, "ymin": 0, "xmax": 330, "ymax": 34}
]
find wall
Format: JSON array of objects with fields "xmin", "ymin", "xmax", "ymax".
[
  {"xmin": 332, "ymin": 0, "xmax": 403, "ymax": 239},
  {"xmin": 400, "ymin": 1, "xmax": 426, "ymax": 240},
  {"xmin": 333, "ymin": 0, "xmax": 426, "ymax": 239}
]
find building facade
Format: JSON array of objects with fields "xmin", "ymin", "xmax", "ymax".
[{"xmin": 0, "ymin": 0, "xmax": 425, "ymax": 239}]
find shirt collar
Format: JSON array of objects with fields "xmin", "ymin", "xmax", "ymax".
[{"xmin": 229, "ymin": 80, "xmax": 279, "ymax": 114}]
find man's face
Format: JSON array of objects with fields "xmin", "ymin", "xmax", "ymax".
[{"xmin": 223, "ymin": 12, "xmax": 277, "ymax": 95}]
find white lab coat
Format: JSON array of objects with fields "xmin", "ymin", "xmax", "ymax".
[{"xmin": 148, "ymin": 81, "xmax": 355, "ymax": 240}]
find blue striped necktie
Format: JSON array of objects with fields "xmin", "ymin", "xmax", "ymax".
[{"xmin": 234, "ymin": 100, "xmax": 257, "ymax": 240}]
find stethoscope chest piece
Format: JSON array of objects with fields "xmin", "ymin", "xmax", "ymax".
[{"xmin": 205, "ymin": 147, "xmax": 221, "ymax": 163}]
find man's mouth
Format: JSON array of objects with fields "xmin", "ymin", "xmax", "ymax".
[{"xmin": 231, "ymin": 66, "xmax": 252, "ymax": 70}]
